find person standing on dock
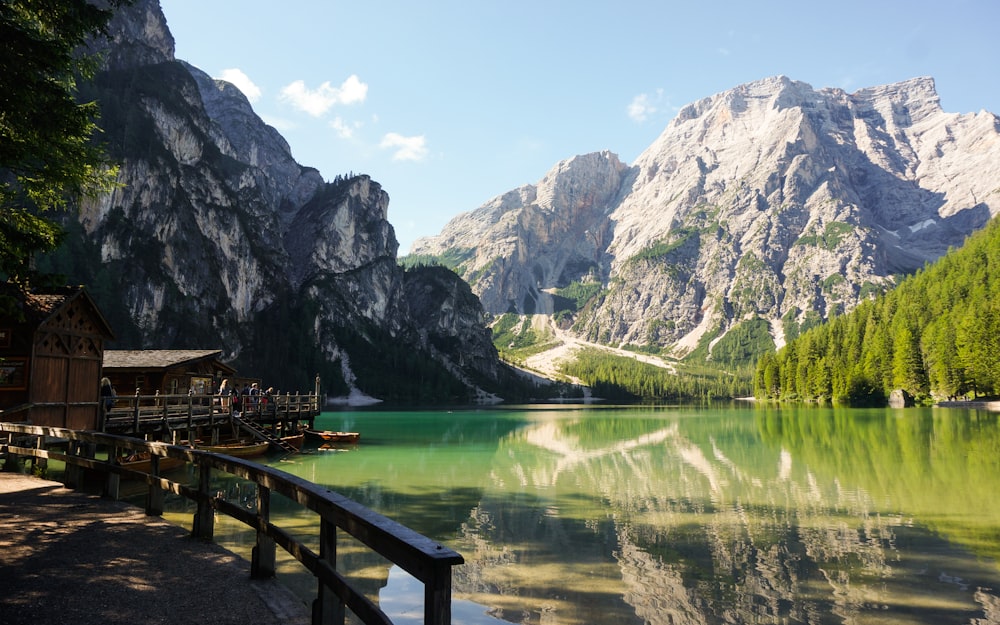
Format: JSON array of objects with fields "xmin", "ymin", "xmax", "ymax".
[
  {"xmin": 231, "ymin": 384, "xmax": 243, "ymax": 416},
  {"xmin": 249, "ymin": 383, "xmax": 260, "ymax": 414},
  {"xmin": 100, "ymin": 377, "xmax": 116, "ymax": 413},
  {"xmin": 218, "ymin": 379, "xmax": 231, "ymax": 411}
]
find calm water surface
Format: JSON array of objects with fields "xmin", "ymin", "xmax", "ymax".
[{"xmin": 164, "ymin": 404, "xmax": 1000, "ymax": 625}]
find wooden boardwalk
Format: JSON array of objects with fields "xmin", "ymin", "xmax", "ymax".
[
  {"xmin": 0, "ymin": 472, "xmax": 309, "ymax": 625},
  {"xmin": 103, "ymin": 391, "xmax": 321, "ymax": 440},
  {"xmin": 0, "ymin": 423, "xmax": 464, "ymax": 625}
]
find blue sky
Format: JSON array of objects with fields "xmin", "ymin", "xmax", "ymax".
[{"xmin": 158, "ymin": 0, "xmax": 1000, "ymax": 254}]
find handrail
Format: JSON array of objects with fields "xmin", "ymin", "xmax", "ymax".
[
  {"xmin": 101, "ymin": 391, "xmax": 321, "ymax": 435},
  {"xmin": 0, "ymin": 422, "xmax": 463, "ymax": 625}
]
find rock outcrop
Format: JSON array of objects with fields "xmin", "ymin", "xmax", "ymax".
[
  {"xmin": 412, "ymin": 76, "xmax": 1000, "ymax": 359},
  {"xmin": 52, "ymin": 0, "xmax": 506, "ymax": 401}
]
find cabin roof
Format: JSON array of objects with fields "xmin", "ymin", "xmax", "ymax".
[
  {"xmin": 24, "ymin": 292, "xmax": 69, "ymax": 317},
  {"xmin": 103, "ymin": 349, "xmax": 234, "ymax": 373},
  {"xmin": 7, "ymin": 286, "xmax": 116, "ymax": 338}
]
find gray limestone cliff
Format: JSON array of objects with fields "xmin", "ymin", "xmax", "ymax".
[
  {"xmin": 49, "ymin": 0, "xmax": 508, "ymax": 401},
  {"xmin": 412, "ymin": 76, "xmax": 1000, "ymax": 359}
]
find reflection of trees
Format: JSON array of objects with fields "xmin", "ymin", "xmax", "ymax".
[
  {"xmin": 453, "ymin": 411, "xmax": 1000, "ymax": 625},
  {"xmin": 756, "ymin": 406, "xmax": 1000, "ymax": 563}
]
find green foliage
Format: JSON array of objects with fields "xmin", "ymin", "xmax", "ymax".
[
  {"xmin": 793, "ymin": 221, "xmax": 855, "ymax": 251},
  {"xmin": 757, "ymin": 216, "xmax": 1000, "ymax": 404},
  {"xmin": 781, "ymin": 308, "xmax": 801, "ymax": 343},
  {"xmin": 729, "ymin": 252, "xmax": 779, "ymax": 315},
  {"xmin": 399, "ymin": 247, "xmax": 475, "ymax": 273},
  {"xmin": 0, "ymin": 0, "xmax": 128, "ymax": 288},
  {"xmin": 552, "ymin": 281, "xmax": 603, "ymax": 313},
  {"xmin": 859, "ymin": 280, "xmax": 883, "ymax": 300},
  {"xmin": 330, "ymin": 321, "xmax": 473, "ymax": 404},
  {"xmin": 491, "ymin": 313, "xmax": 558, "ymax": 363},
  {"xmin": 561, "ymin": 348, "xmax": 752, "ymax": 401},
  {"xmin": 711, "ymin": 317, "xmax": 775, "ymax": 367},
  {"xmin": 682, "ymin": 314, "xmax": 722, "ymax": 363},
  {"xmin": 821, "ymin": 273, "xmax": 847, "ymax": 293},
  {"xmin": 626, "ymin": 228, "xmax": 697, "ymax": 265},
  {"xmin": 644, "ymin": 318, "xmax": 675, "ymax": 346}
]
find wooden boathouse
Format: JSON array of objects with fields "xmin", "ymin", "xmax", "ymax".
[
  {"xmin": 0, "ymin": 286, "xmax": 321, "ymax": 443},
  {"xmin": 102, "ymin": 349, "xmax": 235, "ymax": 397},
  {"xmin": 0, "ymin": 286, "xmax": 115, "ymax": 430}
]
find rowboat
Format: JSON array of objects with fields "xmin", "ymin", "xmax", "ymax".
[
  {"xmin": 197, "ymin": 440, "xmax": 270, "ymax": 458},
  {"xmin": 305, "ymin": 430, "xmax": 360, "ymax": 444},
  {"xmin": 278, "ymin": 432, "xmax": 306, "ymax": 451},
  {"xmin": 120, "ymin": 452, "xmax": 187, "ymax": 474}
]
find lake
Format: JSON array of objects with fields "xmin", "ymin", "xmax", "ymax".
[{"xmin": 163, "ymin": 404, "xmax": 1000, "ymax": 625}]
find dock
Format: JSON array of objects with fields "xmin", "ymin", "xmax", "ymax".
[{"xmin": 103, "ymin": 391, "xmax": 321, "ymax": 448}]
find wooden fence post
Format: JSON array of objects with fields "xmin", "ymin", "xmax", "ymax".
[
  {"xmin": 0, "ymin": 431, "xmax": 15, "ymax": 472},
  {"xmin": 104, "ymin": 444, "xmax": 121, "ymax": 501},
  {"xmin": 64, "ymin": 439, "xmax": 80, "ymax": 488},
  {"xmin": 312, "ymin": 518, "xmax": 345, "ymax": 625},
  {"xmin": 192, "ymin": 462, "xmax": 215, "ymax": 540},
  {"xmin": 34, "ymin": 434, "xmax": 47, "ymax": 477},
  {"xmin": 132, "ymin": 390, "xmax": 141, "ymax": 432},
  {"xmin": 251, "ymin": 484, "xmax": 276, "ymax": 578},
  {"xmin": 425, "ymin": 562, "xmax": 455, "ymax": 625},
  {"xmin": 146, "ymin": 454, "xmax": 164, "ymax": 516}
]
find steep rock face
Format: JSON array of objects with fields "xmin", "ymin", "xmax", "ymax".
[
  {"xmin": 403, "ymin": 266, "xmax": 500, "ymax": 385},
  {"xmin": 413, "ymin": 151, "xmax": 629, "ymax": 314},
  {"xmin": 413, "ymin": 76, "xmax": 1000, "ymax": 356},
  {"xmin": 53, "ymin": 0, "xmax": 504, "ymax": 400}
]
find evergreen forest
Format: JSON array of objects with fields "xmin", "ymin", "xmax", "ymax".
[
  {"xmin": 754, "ymin": 216, "xmax": 1000, "ymax": 405},
  {"xmin": 560, "ymin": 349, "xmax": 753, "ymax": 401}
]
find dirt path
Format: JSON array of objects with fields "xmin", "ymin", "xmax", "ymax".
[{"xmin": 522, "ymin": 315, "xmax": 678, "ymax": 383}]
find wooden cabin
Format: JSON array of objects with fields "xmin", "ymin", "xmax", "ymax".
[
  {"xmin": 0, "ymin": 287, "xmax": 115, "ymax": 429},
  {"xmin": 101, "ymin": 349, "xmax": 236, "ymax": 397}
]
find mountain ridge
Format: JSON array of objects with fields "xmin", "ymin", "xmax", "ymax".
[
  {"xmin": 45, "ymin": 0, "xmax": 517, "ymax": 402},
  {"xmin": 411, "ymin": 75, "xmax": 1000, "ymax": 362}
]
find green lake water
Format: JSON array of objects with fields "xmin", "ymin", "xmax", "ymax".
[{"xmin": 161, "ymin": 404, "xmax": 1000, "ymax": 625}]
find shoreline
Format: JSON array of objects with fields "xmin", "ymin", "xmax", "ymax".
[{"xmin": 935, "ymin": 399, "xmax": 1000, "ymax": 411}]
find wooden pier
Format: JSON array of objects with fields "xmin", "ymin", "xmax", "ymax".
[
  {"xmin": 102, "ymin": 391, "xmax": 321, "ymax": 448},
  {"xmin": 0, "ymin": 422, "xmax": 464, "ymax": 625}
]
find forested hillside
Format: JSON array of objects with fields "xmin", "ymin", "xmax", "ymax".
[{"xmin": 754, "ymin": 216, "xmax": 1000, "ymax": 404}]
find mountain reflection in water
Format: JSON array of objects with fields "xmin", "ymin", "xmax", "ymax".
[{"xmin": 171, "ymin": 406, "xmax": 1000, "ymax": 625}]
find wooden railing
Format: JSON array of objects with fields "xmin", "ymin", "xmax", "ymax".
[
  {"xmin": 103, "ymin": 391, "xmax": 321, "ymax": 433},
  {"xmin": 0, "ymin": 422, "xmax": 463, "ymax": 625}
]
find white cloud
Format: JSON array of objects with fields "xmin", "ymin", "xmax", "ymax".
[
  {"xmin": 279, "ymin": 74, "xmax": 368, "ymax": 117},
  {"xmin": 331, "ymin": 116, "xmax": 361, "ymax": 139},
  {"xmin": 628, "ymin": 89, "xmax": 666, "ymax": 123},
  {"xmin": 379, "ymin": 133, "xmax": 428, "ymax": 162},
  {"xmin": 219, "ymin": 68, "xmax": 261, "ymax": 103}
]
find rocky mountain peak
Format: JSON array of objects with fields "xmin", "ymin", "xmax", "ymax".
[
  {"xmin": 412, "ymin": 151, "xmax": 629, "ymax": 314},
  {"xmin": 52, "ymin": 0, "xmax": 509, "ymax": 402},
  {"xmin": 94, "ymin": 0, "xmax": 175, "ymax": 71},
  {"xmin": 414, "ymin": 76, "xmax": 1000, "ymax": 360}
]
